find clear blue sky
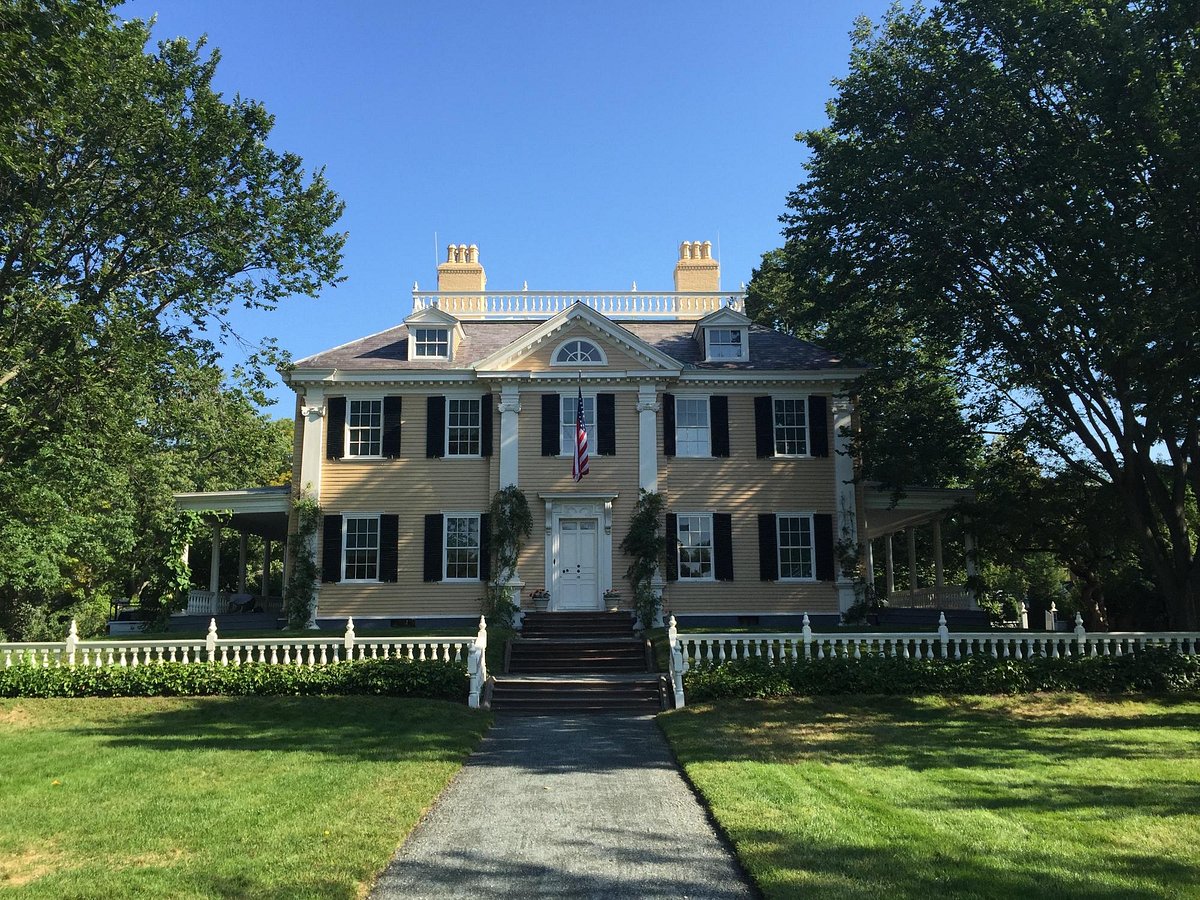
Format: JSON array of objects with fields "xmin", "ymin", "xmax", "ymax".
[{"xmin": 118, "ymin": 0, "xmax": 894, "ymax": 411}]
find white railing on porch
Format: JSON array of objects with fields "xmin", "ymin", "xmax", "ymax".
[
  {"xmin": 1, "ymin": 617, "xmax": 492, "ymax": 710},
  {"xmin": 412, "ymin": 290, "xmax": 746, "ymax": 320},
  {"xmin": 886, "ymin": 586, "xmax": 973, "ymax": 609},
  {"xmin": 184, "ymin": 589, "xmax": 223, "ymax": 616},
  {"xmin": 664, "ymin": 613, "xmax": 1200, "ymax": 708}
]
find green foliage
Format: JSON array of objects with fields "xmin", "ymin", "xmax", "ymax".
[
  {"xmin": 0, "ymin": 659, "xmax": 468, "ymax": 702},
  {"xmin": 483, "ymin": 486, "xmax": 531, "ymax": 627},
  {"xmin": 284, "ymin": 493, "xmax": 321, "ymax": 630},
  {"xmin": 621, "ymin": 490, "xmax": 666, "ymax": 628},
  {"xmin": 683, "ymin": 650, "xmax": 1200, "ymax": 702}
]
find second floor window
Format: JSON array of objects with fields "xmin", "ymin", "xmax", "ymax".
[
  {"xmin": 677, "ymin": 514, "xmax": 714, "ymax": 580},
  {"xmin": 560, "ymin": 394, "xmax": 596, "ymax": 455},
  {"xmin": 675, "ymin": 397, "xmax": 710, "ymax": 456},
  {"xmin": 447, "ymin": 398, "xmax": 481, "ymax": 456},
  {"xmin": 773, "ymin": 398, "xmax": 808, "ymax": 456},
  {"xmin": 347, "ymin": 399, "xmax": 382, "ymax": 457},
  {"xmin": 414, "ymin": 328, "xmax": 449, "ymax": 358},
  {"xmin": 343, "ymin": 516, "xmax": 380, "ymax": 581},
  {"xmin": 444, "ymin": 514, "xmax": 481, "ymax": 580}
]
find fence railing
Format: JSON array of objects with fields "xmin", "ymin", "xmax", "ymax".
[
  {"xmin": 665, "ymin": 613, "xmax": 1200, "ymax": 708},
  {"xmin": 1, "ymin": 617, "xmax": 492, "ymax": 709}
]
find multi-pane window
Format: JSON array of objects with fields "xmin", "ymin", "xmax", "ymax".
[
  {"xmin": 677, "ymin": 514, "xmax": 714, "ymax": 580},
  {"xmin": 446, "ymin": 398, "xmax": 481, "ymax": 456},
  {"xmin": 414, "ymin": 328, "xmax": 449, "ymax": 358},
  {"xmin": 675, "ymin": 397, "xmax": 710, "ymax": 456},
  {"xmin": 777, "ymin": 514, "xmax": 815, "ymax": 580},
  {"xmin": 554, "ymin": 339, "xmax": 603, "ymax": 364},
  {"xmin": 560, "ymin": 395, "xmax": 596, "ymax": 455},
  {"xmin": 773, "ymin": 398, "xmax": 808, "ymax": 456},
  {"xmin": 707, "ymin": 328, "xmax": 744, "ymax": 360},
  {"xmin": 344, "ymin": 516, "xmax": 380, "ymax": 581},
  {"xmin": 444, "ymin": 515, "xmax": 481, "ymax": 580},
  {"xmin": 347, "ymin": 399, "xmax": 382, "ymax": 457}
]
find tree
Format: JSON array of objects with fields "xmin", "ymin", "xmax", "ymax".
[
  {"xmin": 766, "ymin": 0, "xmax": 1200, "ymax": 627},
  {"xmin": 0, "ymin": 1, "xmax": 344, "ymax": 637}
]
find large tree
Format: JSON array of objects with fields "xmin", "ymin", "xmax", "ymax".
[
  {"xmin": 765, "ymin": 0, "xmax": 1200, "ymax": 627},
  {"xmin": 0, "ymin": 1, "xmax": 344, "ymax": 637}
]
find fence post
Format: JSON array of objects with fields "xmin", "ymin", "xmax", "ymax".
[
  {"xmin": 65, "ymin": 619, "xmax": 78, "ymax": 668},
  {"xmin": 467, "ymin": 616, "xmax": 488, "ymax": 710},
  {"xmin": 344, "ymin": 617, "xmax": 356, "ymax": 661},
  {"xmin": 1044, "ymin": 601, "xmax": 1057, "ymax": 631},
  {"xmin": 667, "ymin": 615, "xmax": 686, "ymax": 708},
  {"xmin": 937, "ymin": 612, "xmax": 949, "ymax": 659},
  {"xmin": 1073, "ymin": 612, "xmax": 1086, "ymax": 657},
  {"xmin": 206, "ymin": 618, "xmax": 218, "ymax": 662},
  {"xmin": 802, "ymin": 613, "xmax": 812, "ymax": 660}
]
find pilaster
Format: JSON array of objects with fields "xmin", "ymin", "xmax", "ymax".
[
  {"xmin": 832, "ymin": 394, "xmax": 857, "ymax": 612},
  {"xmin": 498, "ymin": 386, "xmax": 521, "ymax": 488},
  {"xmin": 637, "ymin": 384, "xmax": 660, "ymax": 493}
]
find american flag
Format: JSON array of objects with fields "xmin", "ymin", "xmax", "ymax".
[{"xmin": 572, "ymin": 385, "xmax": 589, "ymax": 482}]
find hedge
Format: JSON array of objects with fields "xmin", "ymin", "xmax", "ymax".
[
  {"xmin": 682, "ymin": 649, "xmax": 1200, "ymax": 702},
  {"xmin": 0, "ymin": 658, "xmax": 468, "ymax": 702}
]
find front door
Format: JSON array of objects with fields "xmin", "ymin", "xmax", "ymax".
[{"xmin": 557, "ymin": 518, "xmax": 599, "ymax": 610}]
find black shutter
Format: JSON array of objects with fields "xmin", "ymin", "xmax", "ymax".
[
  {"xmin": 663, "ymin": 393, "xmax": 676, "ymax": 457},
  {"xmin": 713, "ymin": 513, "xmax": 734, "ymax": 581},
  {"xmin": 665, "ymin": 513, "xmax": 678, "ymax": 581},
  {"xmin": 382, "ymin": 396, "xmax": 402, "ymax": 458},
  {"xmin": 758, "ymin": 514, "xmax": 778, "ymax": 581},
  {"xmin": 754, "ymin": 396, "xmax": 773, "ymax": 458},
  {"xmin": 710, "ymin": 396, "xmax": 730, "ymax": 457},
  {"xmin": 541, "ymin": 393, "xmax": 559, "ymax": 456},
  {"xmin": 479, "ymin": 513, "xmax": 491, "ymax": 582},
  {"xmin": 379, "ymin": 514, "xmax": 399, "ymax": 582},
  {"xmin": 597, "ymin": 393, "xmax": 616, "ymax": 456},
  {"xmin": 426, "ymin": 396, "xmax": 445, "ymax": 458},
  {"xmin": 481, "ymin": 394, "xmax": 494, "ymax": 457},
  {"xmin": 809, "ymin": 395, "xmax": 829, "ymax": 457},
  {"xmin": 321, "ymin": 514, "xmax": 343, "ymax": 582},
  {"xmin": 423, "ymin": 514, "xmax": 444, "ymax": 582},
  {"xmin": 814, "ymin": 513, "xmax": 835, "ymax": 581},
  {"xmin": 326, "ymin": 397, "xmax": 346, "ymax": 459}
]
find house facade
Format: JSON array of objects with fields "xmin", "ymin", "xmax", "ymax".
[{"xmin": 280, "ymin": 242, "xmax": 868, "ymax": 629}]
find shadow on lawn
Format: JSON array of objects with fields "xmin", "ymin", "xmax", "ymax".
[{"xmin": 78, "ymin": 696, "xmax": 488, "ymax": 764}]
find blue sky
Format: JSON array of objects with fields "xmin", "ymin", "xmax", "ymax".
[{"xmin": 119, "ymin": 1, "xmax": 895, "ymax": 410}]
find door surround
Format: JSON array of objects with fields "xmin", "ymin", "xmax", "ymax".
[{"xmin": 538, "ymin": 492, "xmax": 616, "ymax": 612}]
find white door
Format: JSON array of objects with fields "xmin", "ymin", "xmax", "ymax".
[{"xmin": 557, "ymin": 518, "xmax": 599, "ymax": 610}]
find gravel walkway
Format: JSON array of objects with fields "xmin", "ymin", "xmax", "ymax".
[{"xmin": 369, "ymin": 714, "xmax": 756, "ymax": 899}]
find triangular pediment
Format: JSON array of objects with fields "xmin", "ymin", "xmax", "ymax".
[{"xmin": 691, "ymin": 306, "xmax": 750, "ymax": 341}]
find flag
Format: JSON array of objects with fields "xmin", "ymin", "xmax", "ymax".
[{"xmin": 572, "ymin": 385, "xmax": 589, "ymax": 482}]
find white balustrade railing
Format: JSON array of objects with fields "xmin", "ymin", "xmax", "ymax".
[
  {"xmin": 412, "ymin": 290, "xmax": 746, "ymax": 320},
  {"xmin": 666, "ymin": 613, "xmax": 1200, "ymax": 707},
  {"xmin": 886, "ymin": 586, "xmax": 973, "ymax": 609},
  {"xmin": 185, "ymin": 589, "xmax": 223, "ymax": 616}
]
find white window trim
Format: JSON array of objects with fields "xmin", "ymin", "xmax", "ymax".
[
  {"xmin": 550, "ymin": 337, "xmax": 608, "ymax": 366},
  {"xmin": 674, "ymin": 394, "xmax": 712, "ymax": 458},
  {"xmin": 413, "ymin": 327, "xmax": 451, "ymax": 360},
  {"xmin": 676, "ymin": 511, "xmax": 716, "ymax": 582},
  {"xmin": 444, "ymin": 395, "xmax": 483, "ymax": 459},
  {"xmin": 344, "ymin": 397, "xmax": 384, "ymax": 460},
  {"xmin": 341, "ymin": 512, "xmax": 382, "ymax": 583},
  {"xmin": 558, "ymin": 391, "xmax": 598, "ymax": 457},
  {"xmin": 442, "ymin": 511, "xmax": 483, "ymax": 582},
  {"xmin": 777, "ymin": 511, "xmax": 817, "ymax": 582},
  {"xmin": 771, "ymin": 394, "xmax": 811, "ymax": 459},
  {"xmin": 704, "ymin": 327, "xmax": 748, "ymax": 362}
]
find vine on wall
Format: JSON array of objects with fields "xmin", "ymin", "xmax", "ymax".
[
  {"xmin": 484, "ymin": 485, "xmax": 531, "ymax": 626},
  {"xmin": 620, "ymin": 489, "xmax": 666, "ymax": 629},
  {"xmin": 284, "ymin": 492, "xmax": 321, "ymax": 630}
]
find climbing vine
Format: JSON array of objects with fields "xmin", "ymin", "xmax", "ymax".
[
  {"xmin": 483, "ymin": 485, "xmax": 532, "ymax": 626},
  {"xmin": 620, "ymin": 489, "xmax": 666, "ymax": 629},
  {"xmin": 284, "ymin": 492, "xmax": 322, "ymax": 630}
]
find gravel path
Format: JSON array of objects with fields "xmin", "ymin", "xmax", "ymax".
[{"xmin": 369, "ymin": 714, "xmax": 756, "ymax": 899}]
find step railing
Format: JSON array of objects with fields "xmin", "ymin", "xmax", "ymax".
[{"xmin": 665, "ymin": 613, "xmax": 1200, "ymax": 708}]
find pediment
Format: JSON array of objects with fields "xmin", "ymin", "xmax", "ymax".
[{"xmin": 691, "ymin": 306, "xmax": 750, "ymax": 341}]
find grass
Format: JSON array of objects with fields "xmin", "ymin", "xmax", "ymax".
[
  {"xmin": 0, "ymin": 696, "xmax": 490, "ymax": 898},
  {"xmin": 660, "ymin": 694, "xmax": 1200, "ymax": 899}
]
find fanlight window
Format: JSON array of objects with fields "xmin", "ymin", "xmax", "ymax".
[{"xmin": 553, "ymin": 339, "xmax": 605, "ymax": 365}]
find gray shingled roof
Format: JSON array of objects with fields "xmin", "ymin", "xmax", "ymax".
[{"xmin": 293, "ymin": 320, "xmax": 851, "ymax": 372}]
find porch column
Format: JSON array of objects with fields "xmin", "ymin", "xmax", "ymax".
[
  {"xmin": 209, "ymin": 522, "xmax": 222, "ymax": 593},
  {"xmin": 261, "ymin": 540, "xmax": 271, "ymax": 598},
  {"xmin": 932, "ymin": 518, "xmax": 944, "ymax": 588},
  {"xmin": 498, "ymin": 385, "xmax": 521, "ymax": 489},
  {"xmin": 884, "ymin": 533, "xmax": 895, "ymax": 595},
  {"xmin": 636, "ymin": 384, "xmax": 659, "ymax": 492},
  {"xmin": 237, "ymin": 532, "xmax": 248, "ymax": 593},
  {"xmin": 863, "ymin": 538, "xmax": 875, "ymax": 592},
  {"xmin": 906, "ymin": 526, "xmax": 917, "ymax": 593}
]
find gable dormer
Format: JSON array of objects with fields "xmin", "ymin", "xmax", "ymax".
[
  {"xmin": 693, "ymin": 306, "xmax": 751, "ymax": 363},
  {"xmin": 403, "ymin": 304, "xmax": 464, "ymax": 362}
]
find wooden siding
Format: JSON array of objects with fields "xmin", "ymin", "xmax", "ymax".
[{"xmin": 516, "ymin": 326, "xmax": 652, "ymax": 372}]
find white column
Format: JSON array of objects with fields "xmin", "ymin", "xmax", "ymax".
[
  {"xmin": 636, "ymin": 384, "xmax": 659, "ymax": 492},
  {"xmin": 863, "ymin": 537, "xmax": 875, "ymax": 593},
  {"xmin": 237, "ymin": 532, "xmax": 248, "ymax": 593},
  {"xmin": 498, "ymin": 385, "xmax": 521, "ymax": 489},
  {"xmin": 832, "ymin": 394, "xmax": 857, "ymax": 613},
  {"xmin": 884, "ymin": 533, "xmax": 895, "ymax": 596},
  {"xmin": 208, "ymin": 523, "xmax": 222, "ymax": 594},
  {"xmin": 932, "ymin": 518, "xmax": 944, "ymax": 588},
  {"xmin": 299, "ymin": 388, "xmax": 326, "ymax": 625},
  {"xmin": 261, "ymin": 540, "xmax": 271, "ymax": 598}
]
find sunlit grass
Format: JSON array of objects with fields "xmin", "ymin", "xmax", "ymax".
[
  {"xmin": 0, "ymin": 696, "xmax": 489, "ymax": 898},
  {"xmin": 661, "ymin": 694, "xmax": 1200, "ymax": 899}
]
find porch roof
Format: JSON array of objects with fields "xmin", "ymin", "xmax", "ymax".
[
  {"xmin": 862, "ymin": 483, "xmax": 974, "ymax": 538},
  {"xmin": 173, "ymin": 485, "xmax": 290, "ymax": 541}
]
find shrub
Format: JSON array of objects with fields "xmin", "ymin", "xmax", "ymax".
[{"xmin": 0, "ymin": 659, "xmax": 468, "ymax": 702}]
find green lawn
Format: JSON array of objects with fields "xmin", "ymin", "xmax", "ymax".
[
  {"xmin": 661, "ymin": 694, "xmax": 1200, "ymax": 899},
  {"xmin": 0, "ymin": 696, "xmax": 490, "ymax": 898}
]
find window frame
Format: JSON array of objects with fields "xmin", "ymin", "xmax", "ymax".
[
  {"xmin": 776, "ymin": 512, "xmax": 816, "ymax": 582},
  {"xmin": 444, "ymin": 395, "xmax": 482, "ymax": 458},
  {"xmin": 674, "ymin": 394, "xmax": 712, "ymax": 458},
  {"xmin": 771, "ymin": 394, "xmax": 810, "ymax": 458},
  {"xmin": 704, "ymin": 327, "xmax": 747, "ymax": 362},
  {"xmin": 551, "ymin": 338, "xmax": 607, "ymax": 367},
  {"xmin": 442, "ymin": 512, "xmax": 482, "ymax": 582},
  {"xmin": 341, "ymin": 513, "xmax": 382, "ymax": 583},
  {"xmin": 558, "ymin": 392, "xmax": 598, "ymax": 457},
  {"xmin": 413, "ymin": 327, "xmax": 450, "ymax": 359},
  {"xmin": 345, "ymin": 397, "xmax": 384, "ymax": 459},
  {"xmin": 676, "ymin": 512, "xmax": 716, "ymax": 582}
]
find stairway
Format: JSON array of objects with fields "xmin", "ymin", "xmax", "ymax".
[{"xmin": 490, "ymin": 612, "xmax": 666, "ymax": 714}]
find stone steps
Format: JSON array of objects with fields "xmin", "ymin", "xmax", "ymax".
[{"xmin": 490, "ymin": 676, "xmax": 665, "ymax": 714}]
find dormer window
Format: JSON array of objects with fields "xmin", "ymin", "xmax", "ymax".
[
  {"xmin": 414, "ymin": 328, "xmax": 449, "ymax": 358},
  {"xmin": 706, "ymin": 328, "xmax": 746, "ymax": 361},
  {"xmin": 553, "ymin": 338, "xmax": 606, "ymax": 365}
]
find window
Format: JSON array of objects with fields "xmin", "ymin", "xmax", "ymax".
[
  {"xmin": 553, "ymin": 339, "xmax": 605, "ymax": 365},
  {"xmin": 778, "ymin": 514, "xmax": 815, "ymax": 580},
  {"xmin": 414, "ymin": 328, "xmax": 449, "ymax": 358},
  {"xmin": 446, "ymin": 397, "xmax": 481, "ymax": 456},
  {"xmin": 677, "ymin": 514, "xmax": 714, "ymax": 580},
  {"xmin": 707, "ymin": 328, "xmax": 745, "ymax": 360},
  {"xmin": 773, "ymin": 397, "xmax": 808, "ymax": 456},
  {"xmin": 347, "ymin": 399, "xmax": 382, "ymax": 457},
  {"xmin": 444, "ymin": 514, "xmax": 481, "ymax": 580},
  {"xmin": 675, "ymin": 397, "xmax": 710, "ymax": 456},
  {"xmin": 343, "ymin": 516, "xmax": 380, "ymax": 581},
  {"xmin": 560, "ymin": 394, "xmax": 596, "ymax": 455}
]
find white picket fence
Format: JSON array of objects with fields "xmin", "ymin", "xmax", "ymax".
[
  {"xmin": 664, "ymin": 613, "xmax": 1200, "ymax": 708},
  {"xmin": 1, "ymin": 617, "xmax": 491, "ymax": 710}
]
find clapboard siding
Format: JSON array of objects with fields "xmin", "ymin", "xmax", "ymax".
[{"xmin": 517, "ymin": 326, "xmax": 650, "ymax": 372}]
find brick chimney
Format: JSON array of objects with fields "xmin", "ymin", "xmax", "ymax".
[
  {"xmin": 673, "ymin": 240, "xmax": 719, "ymax": 291},
  {"xmin": 437, "ymin": 243, "xmax": 486, "ymax": 292}
]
